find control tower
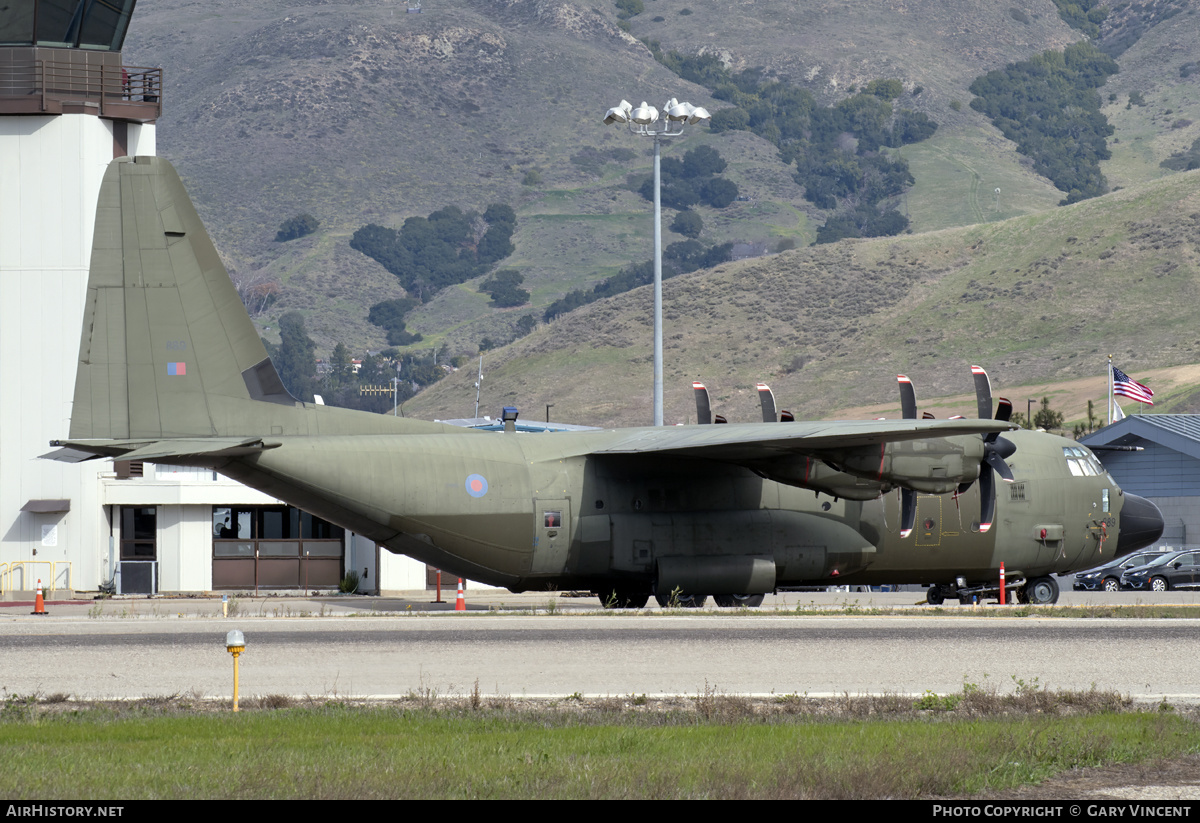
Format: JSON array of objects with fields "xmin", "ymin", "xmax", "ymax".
[{"xmin": 0, "ymin": 1, "xmax": 158, "ymax": 594}]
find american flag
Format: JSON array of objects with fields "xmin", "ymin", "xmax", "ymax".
[{"xmin": 1112, "ymin": 366, "xmax": 1154, "ymax": 405}]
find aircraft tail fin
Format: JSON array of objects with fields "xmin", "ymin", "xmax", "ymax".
[{"xmin": 70, "ymin": 156, "xmax": 297, "ymax": 441}]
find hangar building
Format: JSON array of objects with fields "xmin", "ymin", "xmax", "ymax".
[{"xmin": 1080, "ymin": 414, "xmax": 1200, "ymax": 550}]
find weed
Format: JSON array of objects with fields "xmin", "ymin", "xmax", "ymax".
[
  {"xmin": 913, "ymin": 690, "xmax": 962, "ymax": 711},
  {"xmin": 1011, "ymin": 675, "xmax": 1042, "ymax": 696},
  {"xmin": 258, "ymin": 694, "xmax": 292, "ymax": 710},
  {"xmin": 1, "ymin": 692, "xmax": 38, "ymax": 722},
  {"xmin": 471, "ymin": 679, "xmax": 481, "ymax": 711},
  {"xmin": 87, "ymin": 602, "xmax": 104, "ymax": 619},
  {"xmin": 339, "ymin": 570, "xmax": 361, "ymax": 594},
  {"xmin": 694, "ymin": 681, "xmax": 756, "ymax": 721}
]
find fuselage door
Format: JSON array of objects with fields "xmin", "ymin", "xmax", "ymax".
[{"xmin": 531, "ymin": 498, "xmax": 571, "ymax": 574}]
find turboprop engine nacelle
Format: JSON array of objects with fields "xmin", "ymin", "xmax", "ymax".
[{"xmin": 825, "ymin": 437, "xmax": 986, "ymax": 495}]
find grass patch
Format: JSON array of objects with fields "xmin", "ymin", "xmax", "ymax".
[{"xmin": 1, "ymin": 690, "xmax": 1195, "ymax": 799}]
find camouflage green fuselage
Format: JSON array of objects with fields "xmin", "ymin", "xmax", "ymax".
[{"xmin": 215, "ymin": 427, "xmax": 1120, "ymax": 593}]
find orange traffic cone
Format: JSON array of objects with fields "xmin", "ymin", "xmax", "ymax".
[
  {"xmin": 32, "ymin": 579, "xmax": 47, "ymax": 616},
  {"xmin": 455, "ymin": 578, "xmax": 466, "ymax": 611}
]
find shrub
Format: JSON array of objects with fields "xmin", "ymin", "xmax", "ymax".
[
  {"xmin": 614, "ymin": 0, "xmax": 643, "ymax": 19},
  {"xmin": 275, "ymin": 213, "xmax": 319, "ymax": 242},
  {"xmin": 670, "ymin": 210, "xmax": 704, "ymax": 238}
]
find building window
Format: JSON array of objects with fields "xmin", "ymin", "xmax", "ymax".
[{"xmin": 211, "ymin": 506, "xmax": 344, "ymax": 590}]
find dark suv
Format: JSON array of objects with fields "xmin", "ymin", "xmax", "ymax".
[
  {"xmin": 1072, "ymin": 550, "xmax": 1170, "ymax": 592},
  {"xmin": 1120, "ymin": 550, "xmax": 1200, "ymax": 591}
]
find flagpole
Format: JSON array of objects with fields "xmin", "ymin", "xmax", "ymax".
[{"xmin": 1107, "ymin": 354, "xmax": 1113, "ymax": 426}]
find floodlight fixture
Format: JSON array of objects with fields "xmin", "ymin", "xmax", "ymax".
[
  {"xmin": 603, "ymin": 100, "xmax": 632, "ymax": 125},
  {"xmin": 630, "ymin": 101, "xmax": 658, "ymax": 125},
  {"xmin": 601, "ymin": 94, "xmax": 712, "ymax": 426}
]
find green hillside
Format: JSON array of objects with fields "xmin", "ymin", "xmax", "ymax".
[
  {"xmin": 118, "ymin": 0, "xmax": 1200, "ymax": 414},
  {"xmin": 404, "ymin": 169, "xmax": 1200, "ymax": 427}
]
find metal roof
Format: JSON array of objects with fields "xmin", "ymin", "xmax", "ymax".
[{"xmin": 1080, "ymin": 414, "xmax": 1200, "ymax": 461}]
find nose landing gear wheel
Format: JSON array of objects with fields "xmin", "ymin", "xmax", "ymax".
[{"xmin": 1022, "ymin": 576, "xmax": 1060, "ymax": 605}]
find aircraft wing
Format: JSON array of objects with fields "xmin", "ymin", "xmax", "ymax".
[
  {"xmin": 591, "ymin": 418, "xmax": 1015, "ymax": 497},
  {"xmin": 591, "ymin": 418, "xmax": 1010, "ymax": 459}
]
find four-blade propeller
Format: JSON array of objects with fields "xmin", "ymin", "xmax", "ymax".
[{"xmin": 897, "ymin": 367, "xmax": 1016, "ymax": 537}]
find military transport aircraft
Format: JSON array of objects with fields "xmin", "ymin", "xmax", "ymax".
[{"xmin": 49, "ymin": 157, "xmax": 1164, "ymax": 607}]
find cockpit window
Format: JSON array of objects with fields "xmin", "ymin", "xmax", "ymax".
[{"xmin": 1063, "ymin": 446, "xmax": 1106, "ymax": 477}]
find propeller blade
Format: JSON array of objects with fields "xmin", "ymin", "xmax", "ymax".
[
  {"xmin": 757, "ymin": 383, "xmax": 777, "ymax": 423},
  {"xmin": 693, "ymin": 381, "xmax": 711, "ymax": 425},
  {"xmin": 900, "ymin": 488, "xmax": 915, "ymax": 538},
  {"xmin": 922, "ymin": 412, "xmax": 935, "ymax": 419},
  {"xmin": 780, "ymin": 410, "xmax": 795, "ymax": 422},
  {"xmin": 985, "ymin": 448, "xmax": 1015, "ymax": 483},
  {"xmin": 978, "ymin": 465, "xmax": 995, "ymax": 533},
  {"xmin": 714, "ymin": 414, "xmax": 728, "ymax": 424},
  {"xmin": 897, "ymin": 375, "xmax": 916, "ymax": 420},
  {"xmin": 971, "ymin": 365, "xmax": 993, "ymax": 420},
  {"xmin": 995, "ymin": 397, "xmax": 1013, "ymax": 423}
]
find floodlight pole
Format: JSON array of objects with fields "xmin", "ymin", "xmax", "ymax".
[
  {"xmin": 604, "ymin": 98, "xmax": 709, "ymax": 426},
  {"xmin": 651, "ymin": 130, "xmax": 664, "ymax": 427}
]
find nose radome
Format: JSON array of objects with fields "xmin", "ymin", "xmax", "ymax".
[{"xmin": 1116, "ymin": 493, "xmax": 1165, "ymax": 556}]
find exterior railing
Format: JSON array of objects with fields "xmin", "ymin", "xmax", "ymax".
[
  {"xmin": 0, "ymin": 59, "xmax": 161, "ymax": 121},
  {"xmin": 0, "ymin": 561, "xmax": 73, "ymax": 594}
]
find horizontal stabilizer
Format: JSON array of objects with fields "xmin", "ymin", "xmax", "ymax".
[{"xmin": 46, "ymin": 437, "xmax": 278, "ymax": 463}]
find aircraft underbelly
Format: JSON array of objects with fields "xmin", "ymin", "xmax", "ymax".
[{"xmin": 600, "ymin": 508, "xmax": 874, "ymax": 584}]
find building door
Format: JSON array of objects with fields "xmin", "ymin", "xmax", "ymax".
[{"xmin": 119, "ymin": 507, "xmax": 157, "ymax": 594}]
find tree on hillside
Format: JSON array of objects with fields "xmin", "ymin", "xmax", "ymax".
[
  {"xmin": 275, "ymin": 312, "xmax": 317, "ymax": 401},
  {"xmin": 670, "ymin": 210, "xmax": 704, "ymax": 238},
  {"xmin": 275, "ymin": 213, "xmax": 319, "ymax": 242},
  {"xmin": 479, "ymin": 269, "xmax": 530, "ymax": 308}
]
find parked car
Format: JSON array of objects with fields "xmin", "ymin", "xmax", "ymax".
[
  {"xmin": 1073, "ymin": 550, "xmax": 1171, "ymax": 592},
  {"xmin": 1120, "ymin": 550, "xmax": 1200, "ymax": 591}
]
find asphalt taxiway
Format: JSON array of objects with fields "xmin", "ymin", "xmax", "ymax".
[{"xmin": 3, "ymin": 589, "xmax": 1199, "ymax": 703}]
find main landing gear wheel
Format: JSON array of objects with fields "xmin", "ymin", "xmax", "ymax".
[
  {"xmin": 1023, "ymin": 576, "xmax": 1060, "ymax": 605},
  {"xmin": 655, "ymin": 592, "xmax": 708, "ymax": 608},
  {"xmin": 713, "ymin": 594, "xmax": 765, "ymax": 608},
  {"xmin": 599, "ymin": 590, "xmax": 650, "ymax": 609},
  {"xmin": 1103, "ymin": 578, "xmax": 1120, "ymax": 593}
]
